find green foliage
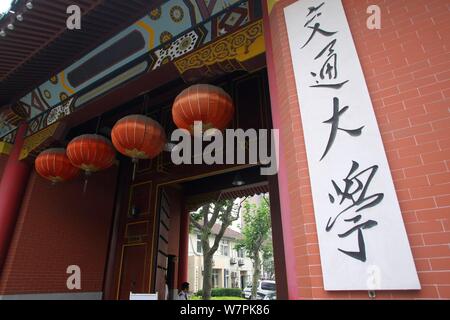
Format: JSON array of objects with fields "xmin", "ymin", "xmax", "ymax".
[
  {"xmin": 262, "ymin": 242, "xmax": 273, "ymax": 260},
  {"xmin": 235, "ymin": 195, "xmax": 273, "ymax": 298},
  {"xmin": 189, "ymin": 198, "xmax": 246, "ymax": 300},
  {"xmin": 235, "ymin": 195, "xmax": 272, "ymax": 259},
  {"xmin": 195, "ymin": 288, "xmax": 242, "ymax": 297},
  {"xmin": 262, "ymin": 242, "xmax": 275, "ymax": 279}
]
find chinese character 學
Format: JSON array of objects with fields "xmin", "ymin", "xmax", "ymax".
[{"xmin": 326, "ymin": 161, "xmax": 384, "ymax": 262}]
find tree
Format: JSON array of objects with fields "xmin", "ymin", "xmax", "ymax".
[
  {"xmin": 261, "ymin": 242, "xmax": 275, "ymax": 280},
  {"xmin": 236, "ymin": 195, "xmax": 272, "ymax": 299},
  {"xmin": 190, "ymin": 198, "xmax": 245, "ymax": 300}
]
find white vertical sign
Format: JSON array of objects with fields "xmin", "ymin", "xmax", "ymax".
[{"xmin": 284, "ymin": 0, "xmax": 420, "ymax": 290}]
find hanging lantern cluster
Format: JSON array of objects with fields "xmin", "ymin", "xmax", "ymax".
[
  {"xmin": 172, "ymin": 84, "xmax": 234, "ymax": 134},
  {"xmin": 35, "ymin": 84, "xmax": 234, "ymax": 185},
  {"xmin": 35, "ymin": 134, "xmax": 116, "ymax": 192},
  {"xmin": 35, "ymin": 134, "xmax": 115, "ymax": 190}
]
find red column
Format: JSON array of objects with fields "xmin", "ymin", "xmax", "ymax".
[
  {"xmin": 177, "ymin": 209, "xmax": 189, "ymax": 287},
  {"xmin": 262, "ymin": 0, "xmax": 299, "ymax": 299},
  {"xmin": 0, "ymin": 123, "xmax": 31, "ymax": 271}
]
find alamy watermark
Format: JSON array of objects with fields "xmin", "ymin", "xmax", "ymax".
[
  {"xmin": 66, "ymin": 5, "xmax": 81, "ymax": 30},
  {"xmin": 65, "ymin": 4, "xmax": 381, "ymax": 31},
  {"xmin": 66, "ymin": 265, "xmax": 81, "ymax": 290},
  {"xmin": 170, "ymin": 122, "xmax": 279, "ymax": 176},
  {"xmin": 367, "ymin": 5, "xmax": 381, "ymax": 30}
]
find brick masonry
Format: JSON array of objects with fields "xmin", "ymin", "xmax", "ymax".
[
  {"xmin": 265, "ymin": 0, "xmax": 449, "ymax": 299},
  {"xmin": 0, "ymin": 166, "xmax": 118, "ymax": 295}
]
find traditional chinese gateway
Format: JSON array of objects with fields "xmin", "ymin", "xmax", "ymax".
[{"xmin": 0, "ymin": 0, "xmax": 448, "ymax": 299}]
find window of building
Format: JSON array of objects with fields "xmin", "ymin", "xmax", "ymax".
[
  {"xmin": 212, "ymin": 270, "xmax": 219, "ymax": 288},
  {"xmin": 196, "ymin": 234, "xmax": 202, "ymax": 253},
  {"xmin": 220, "ymin": 240, "xmax": 229, "ymax": 256},
  {"xmin": 237, "ymin": 248, "xmax": 245, "ymax": 258},
  {"xmin": 224, "ymin": 269, "xmax": 229, "ymax": 288}
]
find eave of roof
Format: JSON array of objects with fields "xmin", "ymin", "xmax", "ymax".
[{"xmin": 0, "ymin": 0, "xmax": 166, "ymax": 107}]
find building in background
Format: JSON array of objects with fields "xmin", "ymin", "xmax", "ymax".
[{"xmin": 188, "ymin": 224, "xmax": 254, "ymax": 293}]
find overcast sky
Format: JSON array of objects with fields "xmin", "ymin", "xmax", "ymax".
[{"xmin": 0, "ymin": 1, "xmax": 13, "ymax": 14}]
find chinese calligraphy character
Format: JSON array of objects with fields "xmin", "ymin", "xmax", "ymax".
[
  {"xmin": 307, "ymin": 2, "xmax": 324, "ymax": 17},
  {"xmin": 320, "ymin": 97, "xmax": 365, "ymax": 161},
  {"xmin": 304, "ymin": 2, "xmax": 324, "ymax": 27},
  {"xmin": 301, "ymin": 22, "xmax": 337, "ymax": 49},
  {"xmin": 326, "ymin": 161, "xmax": 384, "ymax": 262},
  {"xmin": 300, "ymin": 2, "xmax": 336, "ymax": 49},
  {"xmin": 310, "ymin": 39, "xmax": 350, "ymax": 89},
  {"xmin": 300, "ymin": 2, "xmax": 349, "ymax": 89}
]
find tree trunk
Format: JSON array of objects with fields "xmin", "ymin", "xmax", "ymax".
[
  {"xmin": 251, "ymin": 252, "xmax": 261, "ymax": 300},
  {"xmin": 202, "ymin": 253, "xmax": 213, "ymax": 300}
]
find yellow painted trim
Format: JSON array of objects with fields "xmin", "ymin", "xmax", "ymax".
[
  {"xmin": 0, "ymin": 141, "xmax": 12, "ymax": 156},
  {"xmin": 127, "ymin": 181, "xmax": 153, "ymax": 218},
  {"xmin": 135, "ymin": 20, "xmax": 155, "ymax": 50},
  {"xmin": 267, "ymin": 0, "xmax": 279, "ymax": 14},
  {"xmin": 19, "ymin": 122, "xmax": 59, "ymax": 160},
  {"xmin": 59, "ymin": 71, "xmax": 75, "ymax": 95},
  {"xmin": 175, "ymin": 20, "xmax": 265, "ymax": 74},
  {"xmin": 124, "ymin": 221, "xmax": 149, "ymax": 239}
]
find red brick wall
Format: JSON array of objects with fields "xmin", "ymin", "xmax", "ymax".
[
  {"xmin": 266, "ymin": 0, "xmax": 449, "ymax": 299},
  {"xmin": 0, "ymin": 166, "xmax": 118, "ymax": 295}
]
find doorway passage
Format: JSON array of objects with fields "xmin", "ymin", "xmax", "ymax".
[{"xmin": 158, "ymin": 165, "xmax": 287, "ymax": 300}]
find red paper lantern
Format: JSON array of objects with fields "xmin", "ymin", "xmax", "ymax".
[
  {"xmin": 35, "ymin": 148, "xmax": 79, "ymax": 184},
  {"xmin": 111, "ymin": 115, "xmax": 166, "ymax": 161},
  {"xmin": 66, "ymin": 134, "xmax": 115, "ymax": 174},
  {"xmin": 172, "ymin": 84, "xmax": 234, "ymax": 133}
]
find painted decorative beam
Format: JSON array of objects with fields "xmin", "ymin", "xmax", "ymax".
[
  {"xmin": 0, "ymin": 0, "xmax": 265, "ymax": 161},
  {"xmin": 19, "ymin": 122, "xmax": 62, "ymax": 160},
  {"xmin": 0, "ymin": 0, "xmax": 260, "ymax": 139},
  {"xmin": 174, "ymin": 19, "xmax": 264, "ymax": 82}
]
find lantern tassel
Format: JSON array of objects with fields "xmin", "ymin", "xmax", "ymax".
[
  {"xmin": 132, "ymin": 158, "xmax": 138, "ymax": 181},
  {"xmin": 83, "ymin": 171, "xmax": 91, "ymax": 194},
  {"xmin": 83, "ymin": 178, "xmax": 89, "ymax": 194}
]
